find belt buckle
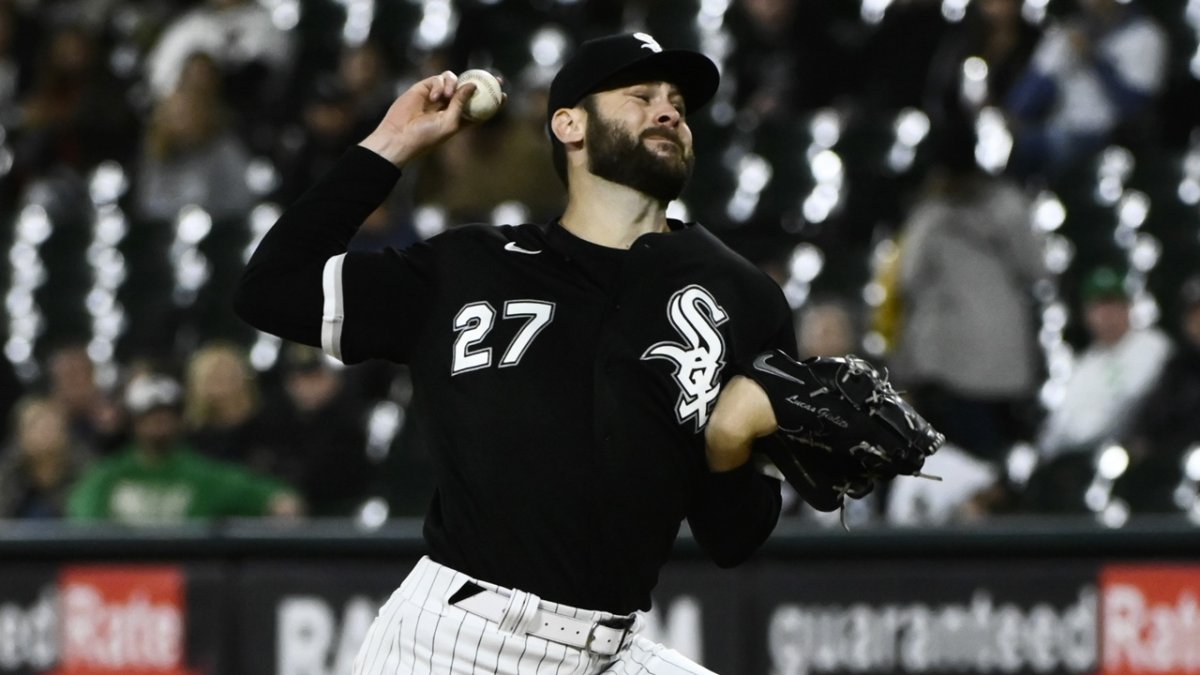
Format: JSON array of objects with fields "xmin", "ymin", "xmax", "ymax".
[{"xmin": 585, "ymin": 617, "xmax": 632, "ymax": 655}]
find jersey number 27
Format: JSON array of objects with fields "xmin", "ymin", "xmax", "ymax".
[{"xmin": 451, "ymin": 300, "xmax": 556, "ymax": 374}]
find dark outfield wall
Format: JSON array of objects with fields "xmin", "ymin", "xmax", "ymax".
[{"xmin": 1, "ymin": 517, "xmax": 1199, "ymax": 675}]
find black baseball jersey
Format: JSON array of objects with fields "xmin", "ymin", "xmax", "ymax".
[{"xmin": 235, "ymin": 147, "xmax": 797, "ymax": 614}]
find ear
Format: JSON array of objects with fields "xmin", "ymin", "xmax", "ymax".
[{"xmin": 550, "ymin": 107, "xmax": 585, "ymax": 145}]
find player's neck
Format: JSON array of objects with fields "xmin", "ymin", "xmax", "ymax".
[{"xmin": 560, "ymin": 176, "xmax": 668, "ymax": 249}]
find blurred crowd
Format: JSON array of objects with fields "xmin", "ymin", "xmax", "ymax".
[{"xmin": 0, "ymin": 0, "xmax": 1199, "ymax": 528}]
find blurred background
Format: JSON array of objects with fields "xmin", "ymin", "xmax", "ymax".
[{"xmin": 0, "ymin": 0, "xmax": 1198, "ymax": 531}]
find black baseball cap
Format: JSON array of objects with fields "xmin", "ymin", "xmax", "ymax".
[{"xmin": 547, "ymin": 33, "xmax": 720, "ymax": 121}]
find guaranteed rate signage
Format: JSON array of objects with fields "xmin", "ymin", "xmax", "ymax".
[
  {"xmin": 751, "ymin": 560, "xmax": 1099, "ymax": 675},
  {"xmin": 0, "ymin": 564, "xmax": 225, "ymax": 675},
  {"xmin": 57, "ymin": 566, "xmax": 189, "ymax": 674},
  {"xmin": 1102, "ymin": 565, "xmax": 1200, "ymax": 674},
  {"xmin": 3, "ymin": 557, "xmax": 1200, "ymax": 673}
]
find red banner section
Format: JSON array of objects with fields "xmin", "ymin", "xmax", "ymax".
[
  {"xmin": 54, "ymin": 566, "xmax": 191, "ymax": 675},
  {"xmin": 1102, "ymin": 564, "xmax": 1200, "ymax": 675}
]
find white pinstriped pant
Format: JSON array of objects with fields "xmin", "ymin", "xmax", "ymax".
[{"xmin": 352, "ymin": 556, "xmax": 717, "ymax": 675}]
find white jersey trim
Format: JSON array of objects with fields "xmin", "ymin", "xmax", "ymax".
[{"xmin": 321, "ymin": 253, "xmax": 347, "ymax": 362}]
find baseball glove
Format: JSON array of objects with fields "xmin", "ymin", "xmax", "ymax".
[{"xmin": 744, "ymin": 350, "xmax": 945, "ymax": 513}]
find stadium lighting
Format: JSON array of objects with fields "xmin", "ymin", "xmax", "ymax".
[
  {"xmin": 788, "ymin": 244, "xmax": 824, "ymax": 284},
  {"xmin": 88, "ymin": 161, "xmax": 129, "ymax": 205},
  {"xmin": 942, "ymin": 0, "xmax": 969, "ymax": 22},
  {"xmin": 1183, "ymin": 444, "xmax": 1200, "ymax": 481},
  {"xmin": 356, "ymin": 497, "xmax": 390, "ymax": 530},
  {"xmin": 1005, "ymin": 443, "xmax": 1039, "ymax": 487},
  {"xmin": 530, "ymin": 27, "xmax": 568, "ymax": 68},
  {"xmin": 1099, "ymin": 499, "xmax": 1129, "ymax": 529},
  {"xmin": 491, "ymin": 201, "xmax": 530, "ymax": 228},
  {"xmin": 1022, "ymin": 0, "xmax": 1048, "ymax": 24},
  {"xmin": 1032, "ymin": 192, "xmax": 1066, "ymax": 232},
  {"xmin": 809, "ymin": 109, "xmax": 842, "ymax": 149},
  {"xmin": 1096, "ymin": 444, "xmax": 1130, "ymax": 481},
  {"xmin": 861, "ymin": 0, "xmax": 893, "ymax": 24}
]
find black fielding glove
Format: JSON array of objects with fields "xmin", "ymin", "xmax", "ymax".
[{"xmin": 743, "ymin": 350, "xmax": 945, "ymax": 513}]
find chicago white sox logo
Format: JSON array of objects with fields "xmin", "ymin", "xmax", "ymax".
[
  {"xmin": 634, "ymin": 33, "xmax": 663, "ymax": 53},
  {"xmin": 642, "ymin": 285, "xmax": 728, "ymax": 431}
]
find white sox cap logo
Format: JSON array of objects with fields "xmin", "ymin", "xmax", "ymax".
[
  {"xmin": 634, "ymin": 32, "xmax": 663, "ymax": 53},
  {"xmin": 642, "ymin": 285, "xmax": 727, "ymax": 431}
]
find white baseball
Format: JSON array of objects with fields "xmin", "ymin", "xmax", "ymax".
[{"xmin": 458, "ymin": 69, "xmax": 503, "ymax": 122}]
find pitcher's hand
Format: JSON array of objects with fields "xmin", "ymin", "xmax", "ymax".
[{"xmin": 359, "ymin": 71, "xmax": 478, "ymax": 167}]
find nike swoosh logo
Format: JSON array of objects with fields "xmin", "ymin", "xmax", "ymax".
[
  {"xmin": 753, "ymin": 353, "xmax": 806, "ymax": 386},
  {"xmin": 504, "ymin": 242, "xmax": 541, "ymax": 255}
]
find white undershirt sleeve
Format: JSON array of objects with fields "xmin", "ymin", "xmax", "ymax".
[{"xmin": 321, "ymin": 253, "xmax": 347, "ymax": 362}]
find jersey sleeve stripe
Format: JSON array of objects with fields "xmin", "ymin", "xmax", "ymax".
[{"xmin": 321, "ymin": 253, "xmax": 347, "ymax": 361}]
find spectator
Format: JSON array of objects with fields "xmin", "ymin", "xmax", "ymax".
[
  {"xmin": 0, "ymin": 351, "xmax": 21, "ymax": 441},
  {"xmin": 851, "ymin": 0, "xmax": 950, "ymax": 112},
  {"xmin": 172, "ymin": 47, "xmax": 223, "ymax": 101},
  {"xmin": 45, "ymin": 343, "xmax": 125, "ymax": 453},
  {"xmin": 11, "ymin": 21, "xmax": 138, "ymax": 181},
  {"xmin": 796, "ymin": 298, "xmax": 859, "ymax": 359},
  {"xmin": 1024, "ymin": 266, "xmax": 1172, "ymax": 512},
  {"xmin": 143, "ymin": 0, "xmax": 293, "ymax": 135},
  {"xmin": 0, "ymin": 396, "xmax": 94, "ymax": 518},
  {"xmin": 885, "ymin": 443, "xmax": 1000, "ymax": 526},
  {"xmin": 1114, "ymin": 276, "xmax": 1200, "ymax": 513},
  {"xmin": 262, "ymin": 344, "xmax": 374, "ymax": 517},
  {"xmin": 889, "ymin": 122, "xmax": 1045, "ymax": 463},
  {"xmin": 0, "ymin": 1, "xmax": 26, "ymax": 128},
  {"xmin": 337, "ymin": 41, "xmax": 397, "ymax": 141},
  {"xmin": 67, "ymin": 372, "xmax": 301, "ymax": 524},
  {"xmin": 412, "ymin": 77, "xmax": 565, "ymax": 225},
  {"xmin": 724, "ymin": 0, "xmax": 844, "ymax": 123},
  {"xmin": 1005, "ymin": 0, "xmax": 1169, "ymax": 181},
  {"xmin": 132, "ymin": 56, "xmax": 254, "ymax": 223},
  {"xmin": 273, "ymin": 75, "xmax": 361, "ymax": 206},
  {"xmin": 182, "ymin": 341, "xmax": 273, "ymax": 471},
  {"xmin": 924, "ymin": 0, "xmax": 1040, "ymax": 123}
]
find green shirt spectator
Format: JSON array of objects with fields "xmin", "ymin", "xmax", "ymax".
[
  {"xmin": 67, "ymin": 371, "xmax": 302, "ymax": 524},
  {"xmin": 67, "ymin": 443, "xmax": 293, "ymax": 523}
]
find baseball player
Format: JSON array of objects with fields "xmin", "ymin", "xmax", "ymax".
[{"xmin": 236, "ymin": 33, "xmax": 794, "ymax": 674}]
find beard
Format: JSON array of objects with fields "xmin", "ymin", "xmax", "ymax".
[{"xmin": 585, "ymin": 109, "xmax": 694, "ymax": 203}]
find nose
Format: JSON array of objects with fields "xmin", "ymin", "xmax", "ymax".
[{"xmin": 654, "ymin": 102, "xmax": 681, "ymax": 127}]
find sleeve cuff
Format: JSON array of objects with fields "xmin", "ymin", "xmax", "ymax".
[{"xmin": 704, "ymin": 460, "xmax": 759, "ymax": 492}]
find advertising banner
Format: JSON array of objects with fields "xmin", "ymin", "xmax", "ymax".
[
  {"xmin": 6, "ymin": 552, "xmax": 1200, "ymax": 674},
  {"xmin": 233, "ymin": 560, "xmax": 415, "ymax": 675},
  {"xmin": 0, "ymin": 564, "xmax": 225, "ymax": 675},
  {"xmin": 1101, "ymin": 563, "xmax": 1200, "ymax": 675},
  {"xmin": 749, "ymin": 559, "xmax": 1101, "ymax": 675},
  {"xmin": 233, "ymin": 559, "xmax": 740, "ymax": 675},
  {"xmin": 0, "ymin": 566, "xmax": 58, "ymax": 674}
]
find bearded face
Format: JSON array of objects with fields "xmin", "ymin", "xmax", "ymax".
[{"xmin": 583, "ymin": 98, "xmax": 695, "ymax": 203}]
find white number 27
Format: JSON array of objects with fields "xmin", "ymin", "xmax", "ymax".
[{"xmin": 451, "ymin": 300, "xmax": 555, "ymax": 374}]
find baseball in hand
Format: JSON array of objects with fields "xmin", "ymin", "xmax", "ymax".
[{"xmin": 458, "ymin": 69, "xmax": 504, "ymax": 122}]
